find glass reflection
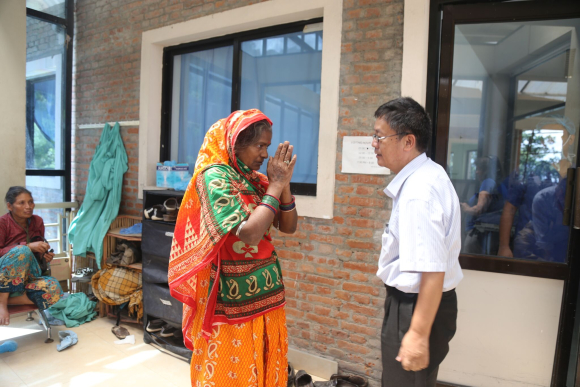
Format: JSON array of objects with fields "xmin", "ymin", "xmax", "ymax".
[{"xmin": 449, "ymin": 19, "xmax": 580, "ymax": 263}]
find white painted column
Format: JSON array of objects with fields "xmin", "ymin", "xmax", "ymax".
[{"xmin": 0, "ymin": 1, "xmax": 26, "ymax": 196}]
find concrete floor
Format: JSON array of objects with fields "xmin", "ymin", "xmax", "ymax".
[
  {"xmin": 0, "ymin": 313, "xmax": 190, "ymax": 387},
  {"xmin": 0, "ymin": 312, "xmax": 327, "ymax": 387}
]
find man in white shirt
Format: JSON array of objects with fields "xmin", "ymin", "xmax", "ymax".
[{"xmin": 373, "ymin": 97, "xmax": 463, "ymax": 387}]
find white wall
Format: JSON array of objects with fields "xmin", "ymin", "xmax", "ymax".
[
  {"xmin": 439, "ymin": 270, "xmax": 563, "ymax": 387},
  {"xmin": 0, "ymin": 1, "xmax": 26, "ymax": 196},
  {"xmin": 402, "ymin": 1, "xmax": 566, "ymax": 386}
]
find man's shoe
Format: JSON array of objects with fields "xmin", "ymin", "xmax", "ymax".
[
  {"xmin": 288, "ymin": 363, "xmax": 296, "ymax": 387},
  {"xmin": 314, "ymin": 374, "xmax": 369, "ymax": 387},
  {"xmin": 295, "ymin": 370, "xmax": 314, "ymax": 387}
]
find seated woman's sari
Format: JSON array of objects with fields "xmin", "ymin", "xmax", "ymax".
[
  {"xmin": 0, "ymin": 213, "xmax": 63, "ymax": 309},
  {"xmin": 169, "ymin": 110, "xmax": 288, "ymax": 387}
]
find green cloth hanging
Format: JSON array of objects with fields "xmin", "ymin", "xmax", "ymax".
[
  {"xmin": 47, "ymin": 293, "xmax": 97, "ymax": 328},
  {"xmin": 69, "ymin": 122, "xmax": 128, "ymax": 268}
]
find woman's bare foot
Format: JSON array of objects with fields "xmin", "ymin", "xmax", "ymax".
[{"xmin": 0, "ymin": 302, "xmax": 9, "ymax": 325}]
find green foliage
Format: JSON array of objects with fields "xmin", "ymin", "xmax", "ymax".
[
  {"xmin": 33, "ymin": 123, "xmax": 55, "ymax": 169},
  {"xmin": 519, "ymin": 130, "xmax": 559, "ymax": 179}
]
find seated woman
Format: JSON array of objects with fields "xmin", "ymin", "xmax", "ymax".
[
  {"xmin": 0, "ymin": 186, "xmax": 64, "ymax": 325},
  {"xmin": 461, "ymin": 156, "xmax": 506, "ymax": 255}
]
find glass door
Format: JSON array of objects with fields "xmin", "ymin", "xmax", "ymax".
[{"xmin": 434, "ymin": 2, "xmax": 580, "ymax": 386}]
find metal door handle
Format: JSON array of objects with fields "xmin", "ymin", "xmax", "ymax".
[{"xmin": 563, "ymin": 168, "xmax": 575, "ymax": 226}]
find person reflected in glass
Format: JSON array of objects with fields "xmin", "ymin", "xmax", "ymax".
[
  {"xmin": 524, "ymin": 177, "xmax": 570, "ymax": 263},
  {"xmin": 0, "ymin": 186, "xmax": 64, "ymax": 325},
  {"xmin": 498, "ymin": 117, "xmax": 575, "ymax": 259},
  {"xmin": 460, "ymin": 155, "xmax": 506, "ymax": 254},
  {"xmin": 497, "ymin": 162, "xmax": 557, "ymax": 259}
]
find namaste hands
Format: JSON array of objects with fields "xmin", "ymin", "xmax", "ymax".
[{"xmin": 267, "ymin": 142, "xmax": 297, "ymax": 190}]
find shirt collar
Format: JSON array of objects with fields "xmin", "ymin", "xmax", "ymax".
[{"xmin": 384, "ymin": 153, "xmax": 428, "ymax": 199}]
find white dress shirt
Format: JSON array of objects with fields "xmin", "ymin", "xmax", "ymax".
[{"xmin": 376, "ymin": 153, "xmax": 463, "ymax": 293}]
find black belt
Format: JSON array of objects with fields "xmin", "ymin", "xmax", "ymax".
[{"xmin": 385, "ymin": 284, "xmax": 456, "ymax": 301}]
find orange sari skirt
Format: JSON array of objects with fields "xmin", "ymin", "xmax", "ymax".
[{"xmin": 189, "ymin": 266, "xmax": 288, "ymax": 387}]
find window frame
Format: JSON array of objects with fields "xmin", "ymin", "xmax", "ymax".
[
  {"xmin": 426, "ymin": 0, "xmax": 580, "ymax": 281},
  {"xmin": 160, "ymin": 18, "xmax": 323, "ymax": 197},
  {"xmin": 25, "ymin": 3, "xmax": 73, "ymax": 202},
  {"xmin": 425, "ymin": 2, "xmax": 580, "ymax": 386}
]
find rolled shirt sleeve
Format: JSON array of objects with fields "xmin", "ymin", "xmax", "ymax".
[{"xmin": 398, "ymin": 197, "xmax": 448, "ymax": 273}]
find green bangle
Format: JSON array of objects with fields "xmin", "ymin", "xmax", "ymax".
[{"xmin": 261, "ymin": 195, "xmax": 280, "ymax": 211}]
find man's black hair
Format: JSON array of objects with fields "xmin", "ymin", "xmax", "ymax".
[{"xmin": 374, "ymin": 97, "xmax": 432, "ymax": 153}]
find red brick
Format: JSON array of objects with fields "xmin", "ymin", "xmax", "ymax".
[
  {"xmin": 277, "ymin": 250, "xmax": 305, "ymax": 260},
  {"xmin": 306, "ymin": 313, "xmax": 339, "ymax": 327},
  {"xmin": 336, "ymin": 340, "xmax": 371, "ymax": 355},
  {"xmin": 307, "ymin": 294, "xmax": 343, "ymax": 307},
  {"xmin": 343, "ymin": 282, "xmax": 379, "ymax": 296},
  {"xmin": 344, "ymin": 261, "xmax": 378, "ymax": 273},
  {"xmin": 310, "ymin": 234, "xmax": 344, "ymax": 245},
  {"xmin": 354, "ymin": 229, "xmax": 374, "ymax": 238},
  {"xmin": 343, "ymin": 302, "xmax": 380, "ymax": 316},
  {"xmin": 337, "ymin": 227, "xmax": 353, "ymax": 236},
  {"xmin": 346, "ymin": 239, "xmax": 378, "ymax": 250}
]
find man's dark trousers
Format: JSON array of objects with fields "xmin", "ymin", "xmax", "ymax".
[{"xmin": 381, "ymin": 285, "xmax": 458, "ymax": 387}]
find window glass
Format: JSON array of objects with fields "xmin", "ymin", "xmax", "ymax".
[
  {"xmin": 26, "ymin": 176, "xmax": 64, "ymax": 204},
  {"xmin": 26, "ymin": 0, "xmax": 66, "ymax": 19},
  {"xmin": 170, "ymin": 46, "xmax": 233, "ymax": 171},
  {"xmin": 240, "ymin": 30, "xmax": 323, "ymax": 184},
  {"xmin": 448, "ymin": 19, "xmax": 580, "ymax": 263},
  {"xmin": 26, "ymin": 18, "xmax": 66, "ymax": 171}
]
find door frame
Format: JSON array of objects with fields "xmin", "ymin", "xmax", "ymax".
[{"xmin": 425, "ymin": 1, "xmax": 580, "ymax": 386}]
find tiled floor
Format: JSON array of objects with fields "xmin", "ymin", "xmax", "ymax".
[{"xmin": 0, "ymin": 313, "xmax": 191, "ymax": 387}]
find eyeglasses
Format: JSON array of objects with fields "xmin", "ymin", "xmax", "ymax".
[{"xmin": 371, "ymin": 133, "xmax": 410, "ymax": 143}]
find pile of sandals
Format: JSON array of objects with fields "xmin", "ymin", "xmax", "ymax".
[{"xmin": 143, "ymin": 197, "xmax": 180, "ymax": 222}]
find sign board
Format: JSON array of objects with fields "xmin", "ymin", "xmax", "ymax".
[{"xmin": 341, "ymin": 136, "xmax": 390, "ymax": 175}]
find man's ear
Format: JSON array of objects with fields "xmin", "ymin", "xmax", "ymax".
[{"xmin": 404, "ymin": 134, "xmax": 416, "ymax": 151}]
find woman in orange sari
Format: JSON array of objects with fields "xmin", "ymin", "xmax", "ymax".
[{"xmin": 168, "ymin": 109, "xmax": 298, "ymax": 387}]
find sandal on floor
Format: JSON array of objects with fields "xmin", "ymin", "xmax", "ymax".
[{"xmin": 112, "ymin": 325, "xmax": 130, "ymax": 340}]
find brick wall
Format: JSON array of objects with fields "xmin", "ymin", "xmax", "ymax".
[
  {"xmin": 26, "ymin": 16, "xmax": 62, "ymax": 62},
  {"xmin": 73, "ymin": 0, "xmax": 403, "ymax": 385}
]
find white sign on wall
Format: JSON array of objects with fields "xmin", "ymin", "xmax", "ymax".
[{"xmin": 341, "ymin": 136, "xmax": 390, "ymax": 175}]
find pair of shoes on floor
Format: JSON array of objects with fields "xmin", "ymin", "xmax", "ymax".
[
  {"xmin": 144, "ymin": 198, "xmax": 180, "ymax": 222},
  {"xmin": 314, "ymin": 374, "xmax": 369, "ymax": 387},
  {"xmin": 146, "ymin": 319, "xmax": 182, "ymax": 338},
  {"xmin": 288, "ymin": 365, "xmax": 314, "ymax": 387},
  {"xmin": 71, "ymin": 267, "xmax": 94, "ymax": 282},
  {"xmin": 288, "ymin": 366, "xmax": 368, "ymax": 387}
]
